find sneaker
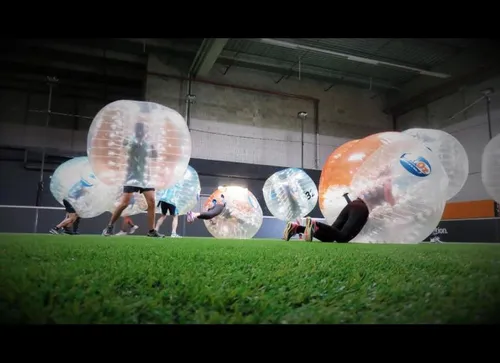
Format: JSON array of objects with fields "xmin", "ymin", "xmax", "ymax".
[
  {"xmin": 147, "ymin": 229, "xmax": 164, "ymax": 238},
  {"xmin": 102, "ymin": 225, "xmax": 114, "ymax": 236},
  {"xmin": 186, "ymin": 211, "xmax": 194, "ymax": 223},
  {"xmin": 282, "ymin": 221, "xmax": 298, "ymax": 241},
  {"xmin": 304, "ymin": 217, "xmax": 315, "ymax": 242},
  {"xmin": 63, "ymin": 228, "xmax": 74, "ymax": 235},
  {"xmin": 171, "ymin": 233, "xmax": 182, "ymax": 238},
  {"xmin": 49, "ymin": 227, "xmax": 63, "ymax": 235},
  {"xmin": 129, "ymin": 225, "xmax": 139, "ymax": 234},
  {"xmin": 116, "ymin": 231, "xmax": 128, "ymax": 236}
]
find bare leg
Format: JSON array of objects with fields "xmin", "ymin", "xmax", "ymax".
[
  {"xmin": 121, "ymin": 218, "xmax": 128, "ymax": 232},
  {"xmin": 109, "ymin": 193, "xmax": 132, "ymax": 226},
  {"xmin": 171, "ymin": 215, "xmax": 178, "ymax": 234},
  {"xmin": 143, "ymin": 190, "xmax": 156, "ymax": 231},
  {"xmin": 155, "ymin": 214, "xmax": 167, "ymax": 231},
  {"xmin": 57, "ymin": 213, "xmax": 77, "ymax": 229}
]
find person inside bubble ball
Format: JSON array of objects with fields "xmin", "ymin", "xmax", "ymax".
[
  {"xmin": 102, "ymin": 119, "xmax": 162, "ymax": 238},
  {"xmin": 49, "ymin": 176, "xmax": 92, "ymax": 235},
  {"xmin": 283, "ymin": 175, "xmax": 395, "ymax": 243},
  {"xmin": 186, "ymin": 194, "xmax": 226, "ymax": 224}
]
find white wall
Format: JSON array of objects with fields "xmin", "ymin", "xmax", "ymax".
[
  {"xmin": 0, "ymin": 54, "xmax": 394, "ymax": 170},
  {"xmin": 146, "ymin": 55, "xmax": 393, "ymax": 170},
  {"xmin": 397, "ymin": 76, "xmax": 500, "ymax": 202}
]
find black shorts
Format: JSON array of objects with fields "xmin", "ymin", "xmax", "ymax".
[
  {"xmin": 63, "ymin": 199, "xmax": 76, "ymax": 214},
  {"xmin": 158, "ymin": 201, "xmax": 178, "ymax": 216},
  {"xmin": 123, "ymin": 186, "xmax": 155, "ymax": 194}
]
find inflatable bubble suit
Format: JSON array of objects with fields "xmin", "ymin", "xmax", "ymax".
[
  {"xmin": 107, "ymin": 186, "xmax": 148, "ymax": 217},
  {"xmin": 262, "ymin": 167, "xmax": 318, "ymax": 221},
  {"xmin": 50, "ymin": 156, "xmax": 112, "ymax": 218},
  {"xmin": 403, "ymin": 128, "xmax": 469, "ymax": 200},
  {"xmin": 155, "ymin": 165, "xmax": 201, "ymax": 215},
  {"xmin": 350, "ymin": 135, "xmax": 449, "ymax": 243},
  {"xmin": 204, "ymin": 186, "xmax": 263, "ymax": 239},
  {"xmin": 87, "ymin": 100, "xmax": 192, "ymax": 190},
  {"xmin": 482, "ymin": 133, "xmax": 500, "ymax": 203},
  {"xmin": 319, "ymin": 132, "xmax": 404, "ymax": 224}
]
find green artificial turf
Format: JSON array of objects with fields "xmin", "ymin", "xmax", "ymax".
[{"xmin": 1, "ymin": 233, "xmax": 500, "ymax": 324}]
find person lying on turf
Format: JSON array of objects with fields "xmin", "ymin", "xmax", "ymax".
[{"xmin": 283, "ymin": 177, "xmax": 395, "ymax": 243}]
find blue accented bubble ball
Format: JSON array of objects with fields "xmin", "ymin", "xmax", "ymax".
[
  {"xmin": 403, "ymin": 128, "xmax": 469, "ymax": 200},
  {"xmin": 263, "ymin": 168, "xmax": 318, "ymax": 222},
  {"xmin": 87, "ymin": 100, "xmax": 192, "ymax": 190},
  {"xmin": 350, "ymin": 134, "xmax": 449, "ymax": 244},
  {"xmin": 155, "ymin": 165, "xmax": 201, "ymax": 215},
  {"xmin": 50, "ymin": 156, "xmax": 112, "ymax": 218}
]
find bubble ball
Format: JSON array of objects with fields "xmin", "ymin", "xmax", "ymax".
[
  {"xmin": 107, "ymin": 187, "xmax": 148, "ymax": 217},
  {"xmin": 319, "ymin": 131, "xmax": 404, "ymax": 224},
  {"xmin": 50, "ymin": 156, "xmax": 111, "ymax": 218},
  {"xmin": 203, "ymin": 186, "xmax": 263, "ymax": 239},
  {"xmin": 481, "ymin": 133, "xmax": 500, "ymax": 203},
  {"xmin": 87, "ymin": 100, "xmax": 192, "ymax": 190},
  {"xmin": 262, "ymin": 168, "xmax": 318, "ymax": 221},
  {"xmin": 403, "ymin": 128, "xmax": 469, "ymax": 200},
  {"xmin": 350, "ymin": 135, "xmax": 449, "ymax": 244},
  {"xmin": 155, "ymin": 165, "xmax": 201, "ymax": 215}
]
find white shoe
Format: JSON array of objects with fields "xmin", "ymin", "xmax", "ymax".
[
  {"xmin": 129, "ymin": 225, "xmax": 139, "ymax": 234},
  {"xmin": 171, "ymin": 233, "xmax": 182, "ymax": 238},
  {"xmin": 116, "ymin": 231, "xmax": 128, "ymax": 236}
]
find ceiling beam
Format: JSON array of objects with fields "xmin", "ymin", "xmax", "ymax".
[
  {"xmin": 189, "ymin": 38, "xmax": 229, "ymax": 77},
  {"xmin": 258, "ymin": 38, "xmax": 451, "ymax": 79},
  {"xmin": 385, "ymin": 41, "xmax": 500, "ymax": 117},
  {"xmin": 217, "ymin": 50, "xmax": 398, "ymax": 90}
]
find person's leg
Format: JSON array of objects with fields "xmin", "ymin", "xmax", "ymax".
[
  {"xmin": 143, "ymin": 189, "xmax": 163, "ymax": 237},
  {"xmin": 166, "ymin": 203, "xmax": 180, "ymax": 237},
  {"xmin": 124, "ymin": 216, "xmax": 139, "ymax": 234},
  {"xmin": 187, "ymin": 204, "xmax": 224, "ymax": 222},
  {"xmin": 155, "ymin": 202, "xmax": 168, "ymax": 231},
  {"xmin": 115, "ymin": 217, "xmax": 129, "ymax": 236},
  {"xmin": 50, "ymin": 213, "xmax": 78, "ymax": 234},
  {"xmin": 51, "ymin": 201, "xmax": 77, "ymax": 234},
  {"xmin": 103, "ymin": 187, "xmax": 134, "ymax": 236},
  {"xmin": 282, "ymin": 219, "xmax": 306, "ymax": 241},
  {"xmin": 305, "ymin": 201, "xmax": 369, "ymax": 243},
  {"xmin": 72, "ymin": 217, "xmax": 81, "ymax": 234},
  {"xmin": 171, "ymin": 215, "xmax": 179, "ymax": 236},
  {"xmin": 155, "ymin": 214, "xmax": 167, "ymax": 231},
  {"xmin": 332, "ymin": 203, "xmax": 350, "ymax": 230}
]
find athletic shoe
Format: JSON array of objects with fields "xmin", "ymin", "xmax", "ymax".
[
  {"xmin": 49, "ymin": 227, "xmax": 63, "ymax": 235},
  {"xmin": 282, "ymin": 221, "xmax": 299, "ymax": 241},
  {"xmin": 102, "ymin": 225, "xmax": 114, "ymax": 236},
  {"xmin": 129, "ymin": 225, "xmax": 139, "ymax": 234},
  {"xmin": 171, "ymin": 233, "xmax": 182, "ymax": 238},
  {"xmin": 304, "ymin": 217, "xmax": 315, "ymax": 242},
  {"xmin": 147, "ymin": 229, "xmax": 164, "ymax": 238},
  {"xmin": 186, "ymin": 211, "xmax": 194, "ymax": 223},
  {"xmin": 63, "ymin": 228, "xmax": 74, "ymax": 235},
  {"xmin": 115, "ymin": 231, "xmax": 128, "ymax": 236}
]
